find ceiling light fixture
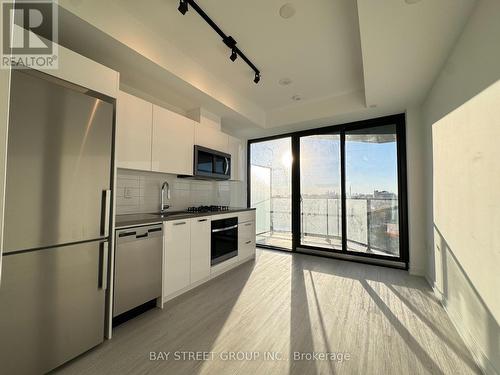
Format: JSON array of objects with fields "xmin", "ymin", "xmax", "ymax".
[
  {"xmin": 279, "ymin": 3, "xmax": 296, "ymax": 19},
  {"xmin": 177, "ymin": 0, "xmax": 261, "ymax": 84},
  {"xmin": 178, "ymin": 0, "xmax": 188, "ymax": 15}
]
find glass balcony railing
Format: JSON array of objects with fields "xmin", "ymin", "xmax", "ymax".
[{"xmin": 253, "ymin": 197, "xmax": 399, "ymax": 257}]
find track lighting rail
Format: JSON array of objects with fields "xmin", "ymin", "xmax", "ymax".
[{"xmin": 178, "ymin": 0, "xmax": 261, "ymax": 83}]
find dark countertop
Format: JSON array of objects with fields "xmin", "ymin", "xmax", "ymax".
[{"xmin": 115, "ymin": 208, "xmax": 256, "ymax": 229}]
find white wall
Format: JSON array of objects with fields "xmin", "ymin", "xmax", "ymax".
[
  {"xmin": 422, "ymin": 0, "xmax": 500, "ymax": 373},
  {"xmin": 405, "ymin": 106, "xmax": 427, "ymax": 275}
]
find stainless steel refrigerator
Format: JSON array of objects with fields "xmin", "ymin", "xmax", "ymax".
[{"xmin": 0, "ymin": 69, "xmax": 114, "ymax": 374}]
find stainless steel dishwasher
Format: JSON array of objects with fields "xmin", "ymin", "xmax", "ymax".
[{"xmin": 113, "ymin": 224, "xmax": 163, "ymax": 317}]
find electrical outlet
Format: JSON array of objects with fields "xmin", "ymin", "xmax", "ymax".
[{"xmin": 124, "ymin": 187, "xmax": 132, "ymax": 199}]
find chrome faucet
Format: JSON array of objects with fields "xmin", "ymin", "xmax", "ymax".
[{"xmin": 161, "ymin": 181, "xmax": 170, "ymax": 213}]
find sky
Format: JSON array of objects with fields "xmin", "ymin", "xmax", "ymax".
[{"xmin": 251, "ymin": 134, "xmax": 399, "ymax": 198}]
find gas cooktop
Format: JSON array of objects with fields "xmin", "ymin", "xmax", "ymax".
[{"xmin": 186, "ymin": 205, "xmax": 229, "ymax": 213}]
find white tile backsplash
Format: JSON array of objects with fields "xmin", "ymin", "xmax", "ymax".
[{"xmin": 115, "ymin": 169, "xmax": 245, "ymax": 215}]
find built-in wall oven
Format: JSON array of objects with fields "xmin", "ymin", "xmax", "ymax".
[{"xmin": 211, "ymin": 217, "xmax": 238, "ymax": 265}]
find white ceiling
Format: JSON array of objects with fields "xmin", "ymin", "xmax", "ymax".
[
  {"xmin": 357, "ymin": 0, "xmax": 477, "ymax": 108},
  {"xmin": 57, "ymin": 0, "xmax": 477, "ymax": 138},
  {"xmin": 117, "ymin": 0, "xmax": 365, "ymax": 111}
]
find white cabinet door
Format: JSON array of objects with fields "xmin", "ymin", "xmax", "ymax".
[
  {"xmin": 238, "ymin": 212, "xmax": 256, "ymax": 260},
  {"xmin": 116, "ymin": 91, "xmax": 153, "ymax": 170},
  {"xmin": 194, "ymin": 124, "xmax": 228, "ymax": 152},
  {"xmin": 190, "ymin": 216, "xmax": 211, "ymax": 284},
  {"xmin": 238, "ymin": 223, "xmax": 255, "ymax": 260},
  {"xmin": 164, "ymin": 219, "xmax": 191, "ymax": 296},
  {"xmin": 152, "ymin": 105, "xmax": 195, "ymax": 175},
  {"xmin": 227, "ymin": 135, "xmax": 244, "ymax": 181}
]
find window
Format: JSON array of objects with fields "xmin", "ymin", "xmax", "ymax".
[{"xmin": 248, "ymin": 114, "xmax": 408, "ymax": 268}]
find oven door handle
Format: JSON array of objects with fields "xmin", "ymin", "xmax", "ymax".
[{"xmin": 212, "ymin": 224, "xmax": 238, "ymax": 233}]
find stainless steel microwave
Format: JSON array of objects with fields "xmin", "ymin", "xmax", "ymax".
[{"xmin": 193, "ymin": 145, "xmax": 231, "ymax": 180}]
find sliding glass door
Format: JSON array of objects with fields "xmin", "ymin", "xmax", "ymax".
[
  {"xmin": 250, "ymin": 137, "xmax": 293, "ymax": 250},
  {"xmin": 345, "ymin": 124, "xmax": 400, "ymax": 257},
  {"xmin": 248, "ymin": 114, "xmax": 408, "ymax": 267},
  {"xmin": 299, "ymin": 133, "xmax": 342, "ymax": 251}
]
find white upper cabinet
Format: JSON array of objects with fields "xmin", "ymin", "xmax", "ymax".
[
  {"xmin": 152, "ymin": 105, "xmax": 195, "ymax": 175},
  {"xmin": 227, "ymin": 135, "xmax": 244, "ymax": 181},
  {"xmin": 194, "ymin": 124, "xmax": 228, "ymax": 152},
  {"xmin": 116, "ymin": 91, "xmax": 244, "ymax": 178},
  {"xmin": 116, "ymin": 91, "xmax": 153, "ymax": 170}
]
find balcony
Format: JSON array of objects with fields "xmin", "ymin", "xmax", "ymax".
[{"xmin": 254, "ymin": 197, "xmax": 399, "ymax": 257}]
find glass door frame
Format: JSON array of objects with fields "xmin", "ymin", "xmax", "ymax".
[{"xmin": 247, "ymin": 114, "xmax": 409, "ymax": 269}]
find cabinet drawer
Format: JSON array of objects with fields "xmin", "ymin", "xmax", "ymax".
[
  {"xmin": 238, "ymin": 221, "xmax": 255, "ymax": 240},
  {"xmin": 238, "ymin": 211, "xmax": 255, "ymax": 224},
  {"xmin": 239, "ymin": 238, "xmax": 255, "ymax": 260}
]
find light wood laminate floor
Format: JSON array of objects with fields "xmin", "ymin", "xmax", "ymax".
[{"xmin": 55, "ymin": 249, "xmax": 480, "ymax": 375}]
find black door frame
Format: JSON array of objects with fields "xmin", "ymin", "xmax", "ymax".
[{"xmin": 247, "ymin": 113, "xmax": 409, "ymax": 270}]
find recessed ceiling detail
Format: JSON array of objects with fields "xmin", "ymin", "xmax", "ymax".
[
  {"xmin": 279, "ymin": 3, "xmax": 296, "ymax": 19},
  {"xmin": 62, "ymin": 0, "xmax": 478, "ymax": 138},
  {"xmin": 279, "ymin": 78, "xmax": 292, "ymax": 86}
]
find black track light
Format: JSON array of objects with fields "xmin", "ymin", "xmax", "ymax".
[
  {"xmin": 177, "ymin": 0, "xmax": 260, "ymax": 84},
  {"xmin": 178, "ymin": 0, "xmax": 188, "ymax": 15},
  {"xmin": 230, "ymin": 49, "xmax": 237, "ymax": 62}
]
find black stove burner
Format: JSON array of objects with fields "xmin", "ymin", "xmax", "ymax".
[{"xmin": 187, "ymin": 205, "xmax": 229, "ymax": 213}]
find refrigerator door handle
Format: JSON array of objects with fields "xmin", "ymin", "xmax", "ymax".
[
  {"xmin": 102, "ymin": 190, "xmax": 111, "ymax": 238},
  {"xmin": 99, "ymin": 241, "xmax": 109, "ymax": 290}
]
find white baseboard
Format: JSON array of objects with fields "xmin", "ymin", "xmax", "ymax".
[{"xmin": 427, "ymin": 280, "xmax": 499, "ymax": 375}]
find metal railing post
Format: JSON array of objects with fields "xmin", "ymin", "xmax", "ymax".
[
  {"xmin": 326, "ymin": 198, "xmax": 329, "ymax": 241},
  {"xmin": 366, "ymin": 198, "xmax": 371, "ymax": 251}
]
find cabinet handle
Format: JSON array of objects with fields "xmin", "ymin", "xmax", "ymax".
[
  {"xmin": 245, "ymin": 240, "xmax": 252, "ymax": 245},
  {"xmin": 174, "ymin": 222, "xmax": 187, "ymax": 226},
  {"xmin": 198, "ymin": 219, "xmax": 208, "ymax": 222},
  {"xmin": 244, "ymin": 223, "xmax": 252, "ymax": 226}
]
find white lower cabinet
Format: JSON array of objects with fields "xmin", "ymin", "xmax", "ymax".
[
  {"xmin": 162, "ymin": 211, "xmax": 256, "ymax": 303},
  {"xmin": 238, "ymin": 217, "xmax": 256, "ymax": 260},
  {"xmin": 190, "ymin": 216, "xmax": 211, "ymax": 284},
  {"xmin": 163, "ymin": 219, "xmax": 191, "ymax": 297}
]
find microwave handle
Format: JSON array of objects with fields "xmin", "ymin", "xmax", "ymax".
[{"xmin": 224, "ymin": 157, "xmax": 229, "ymax": 175}]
